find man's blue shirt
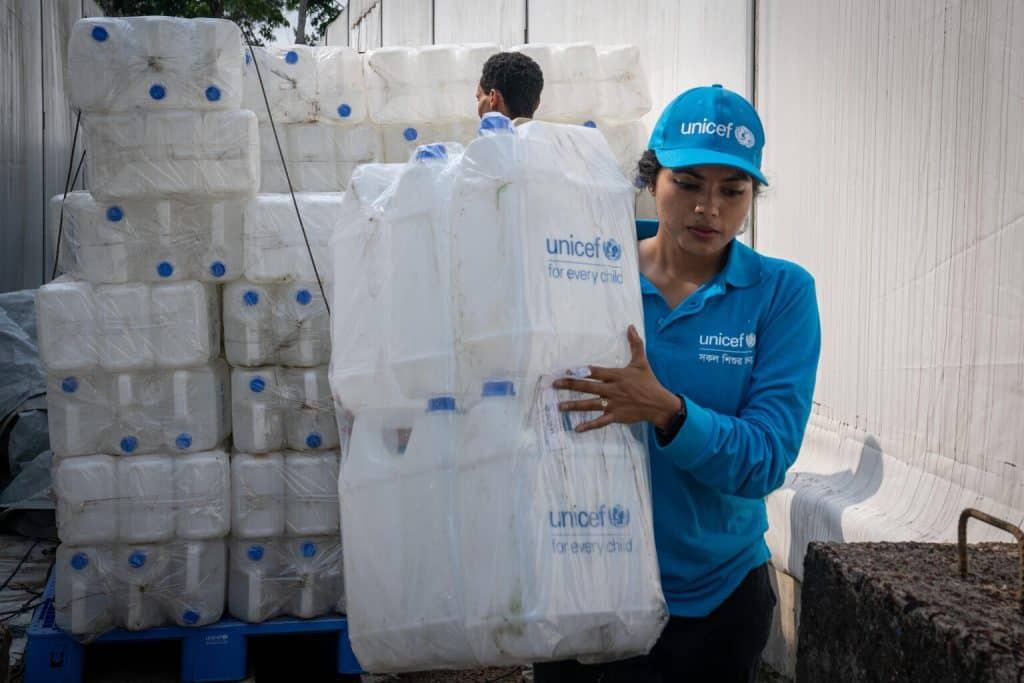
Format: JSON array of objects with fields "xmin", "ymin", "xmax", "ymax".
[{"xmin": 640, "ymin": 238, "xmax": 820, "ymax": 617}]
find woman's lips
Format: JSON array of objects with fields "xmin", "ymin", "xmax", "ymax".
[{"xmin": 688, "ymin": 225, "xmax": 717, "ymax": 239}]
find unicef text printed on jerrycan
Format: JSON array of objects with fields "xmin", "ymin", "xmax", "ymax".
[
  {"xmin": 458, "ymin": 379, "xmax": 664, "ymax": 663},
  {"xmin": 449, "ymin": 118, "xmax": 643, "ymax": 396}
]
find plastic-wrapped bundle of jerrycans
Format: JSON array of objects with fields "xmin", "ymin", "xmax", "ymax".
[
  {"xmin": 39, "ymin": 16, "xmax": 344, "ymax": 639},
  {"xmin": 330, "ymin": 113, "xmax": 668, "ymax": 671}
]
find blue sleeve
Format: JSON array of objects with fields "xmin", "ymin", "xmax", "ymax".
[{"xmin": 654, "ymin": 270, "xmax": 821, "ymax": 499}]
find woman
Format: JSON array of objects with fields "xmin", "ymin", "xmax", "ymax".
[{"xmin": 535, "ymin": 85, "xmax": 821, "ymax": 682}]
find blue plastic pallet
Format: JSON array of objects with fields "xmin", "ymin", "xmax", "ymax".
[{"xmin": 23, "ymin": 575, "xmax": 362, "ymax": 682}]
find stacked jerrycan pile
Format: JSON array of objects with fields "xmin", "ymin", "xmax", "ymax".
[
  {"xmin": 230, "ymin": 43, "xmax": 351, "ymax": 624},
  {"xmin": 510, "ymin": 43, "xmax": 652, "ymax": 183},
  {"xmin": 330, "ymin": 114, "xmax": 667, "ymax": 672},
  {"xmin": 38, "ymin": 17, "xmax": 346, "ymax": 639},
  {"xmin": 38, "ymin": 16, "xmax": 251, "ymax": 636},
  {"xmin": 363, "ymin": 42, "xmax": 652, "ymax": 183},
  {"xmin": 248, "ymin": 42, "xmax": 651, "ymax": 183}
]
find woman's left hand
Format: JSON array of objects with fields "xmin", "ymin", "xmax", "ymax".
[{"xmin": 555, "ymin": 325, "xmax": 683, "ymax": 433}]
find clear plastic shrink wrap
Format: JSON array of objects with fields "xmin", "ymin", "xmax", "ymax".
[
  {"xmin": 68, "ymin": 17, "xmax": 244, "ymax": 114},
  {"xmin": 450, "ymin": 120, "xmax": 644, "ymax": 394},
  {"xmin": 53, "ymin": 450, "xmax": 230, "ymax": 545},
  {"xmin": 259, "ymin": 123, "xmax": 381, "ymax": 193},
  {"xmin": 55, "ymin": 539, "xmax": 228, "ymax": 635},
  {"xmin": 230, "ymin": 450, "xmax": 340, "ymax": 538},
  {"xmin": 230, "ymin": 366, "xmax": 338, "ymax": 453},
  {"xmin": 49, "ymin": 193, "xmax": 245, "ymax": 283},
  {"xmin": 84, "ymin": 109, "xmax": 259, "ymax": 200},
  {"xmin": 37, "ymin": 278, "xmax": 221, "ymax": 373},
  {"xmin": 379, "ymin": 121, "xmax": 477, "ymax": 164},
  {"xmin": 242, "ymin": 193, "xmax": 342, "ymax": 282},
  {"xmin": 223, "ymin": 280, "xmax": 330, "ymax": 367},
  {"xmin": 591, "ymin": 120, "xmax": 649, "ymax": 187},
  {"xmin": 594, "ymin": 45, "xmax": 653, "ymax": 123},
  {"xmin": 364, "ymin": 44, "xmax": 499, "ymax": 124},
  {"xmin": 243, "ymin": 45, "xmax": 368, "ymax": 125},
  {"xmin": 328, "ymin": 163, "xmax": 410, "ymax": 413},
  {"xmin": 45, "ymin": 360, "xmax": 230, "ymax": 458},
  {"xmin": 228, "ymin": 535, "xmax": 344, "ymax": 622},
  {"xmin": 336, "ymin": 119, "xmax": 667, "ymax": 672},
  {"xmin": 509, "ymin": 44, "xmax": 598, "ymax": 123}
]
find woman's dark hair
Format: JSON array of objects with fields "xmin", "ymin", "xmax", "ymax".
[
  {"xmin": 480, "ymin": 52, "xmax": 544, "ymax": 119},
  {"xmin": 635, "ymin": 149, "xmax": 764, "ymax": 195}
]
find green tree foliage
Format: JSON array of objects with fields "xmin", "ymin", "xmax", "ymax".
[{"xmin": 97, "ymin": 0, "xmax": 343, "ymax": 45}]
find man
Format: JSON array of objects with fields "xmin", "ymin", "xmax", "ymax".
[{"xmin": 476, "ymin": 51, "xmax": 544, "ymax": 124}]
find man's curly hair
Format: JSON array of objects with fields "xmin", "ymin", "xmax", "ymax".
[{"xmin": 480, "ymin": 52, "xmax": 544, "ymax": 119}]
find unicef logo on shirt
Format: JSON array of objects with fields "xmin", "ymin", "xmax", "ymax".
[
  {"xmin": 610, "ymin": 505, "xmax": 630, "ymax": 528},
  {"xmin": 735, "ymin": 125, "xmax": 756, "ymax": 149},
  {"xmin": 603, "ymin": 238, "xmax": 622, "ymax": 262},
  {"xmin": 745, "ymin": 333, "xmax": 757, "ymax": 348}
]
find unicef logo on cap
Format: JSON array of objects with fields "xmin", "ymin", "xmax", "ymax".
[
  {"xmin": 603, "ymin": 239, "xmax": 622, "ymax": 262},
  {"xmin": 735, "ymin": 125, "xmax": 756, "ymax": 149},
  {"xmin": 745, "ymin": 332, "xmax": 757, "ymax": 348}
]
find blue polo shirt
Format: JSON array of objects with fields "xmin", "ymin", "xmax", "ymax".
[{"xmin": 641, "ymin": 238, "xmax": 820, "ymax": 617}]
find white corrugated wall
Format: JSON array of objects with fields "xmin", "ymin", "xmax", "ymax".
[
  {"xmin": 0, "ymin": 0, "xmax": 100, "ymax": 294},
  {"xmin": 758, "ymin": 0, "xmax": 1024, "ymax": 573}
]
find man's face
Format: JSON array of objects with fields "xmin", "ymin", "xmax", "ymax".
[{"xmin": 476, "ymin": 84, "xmax": 499, "ymax": 118}]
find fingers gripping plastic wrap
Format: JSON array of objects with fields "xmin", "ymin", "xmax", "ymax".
[
  {"xmin": 83, "ymin": 109, "xmax": 260, "ymax": 200},
  {"xmin": 68, "ymin": 17, "xmax": 244, "ymax": 114},
  {"xmin": 50, "ymin": 193, "xmax": 245, "ymax": 284},
  {"xmin": 334, "ymin": 118, "xmax": 667, "ymax": 672}
]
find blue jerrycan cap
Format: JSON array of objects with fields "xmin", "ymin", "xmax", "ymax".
[
  {"xmin": 480, "ymin": 112, "xmax": 513, "ymax": 134},
  {"xmin": 427, "ymin": 395, "xmax": 456, "ymax": 413},
  {"xmin": 414, "ymin": 143, "xmax": 447, "ymax": 162},
  {"xmin": 481, "ymin": 380, "xmax": 515, "ymax": 397}
]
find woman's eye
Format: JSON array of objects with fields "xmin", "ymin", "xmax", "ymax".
[
  {"xmin": 673, "ymin": 179, "xmax": 699, "ymax": 191},
  {"xmin": 722, "ymin": 188, "xmax": 746, "ymax": 198}
]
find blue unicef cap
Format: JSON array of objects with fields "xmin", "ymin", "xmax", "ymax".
[
  {"xmin": 481, "ymin": 380, "xmax": 515, "ymax": 397},
  {"xmin": 427, "ymin": 396, "xmax": 456, "ymax": 412},
  {"xmin": 480, "ymin": 112, "xmax": 513, "ymax": 134},
  {"xmin": 648, "ymin": 84, "xmax": 768, "ymax": 186}
]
